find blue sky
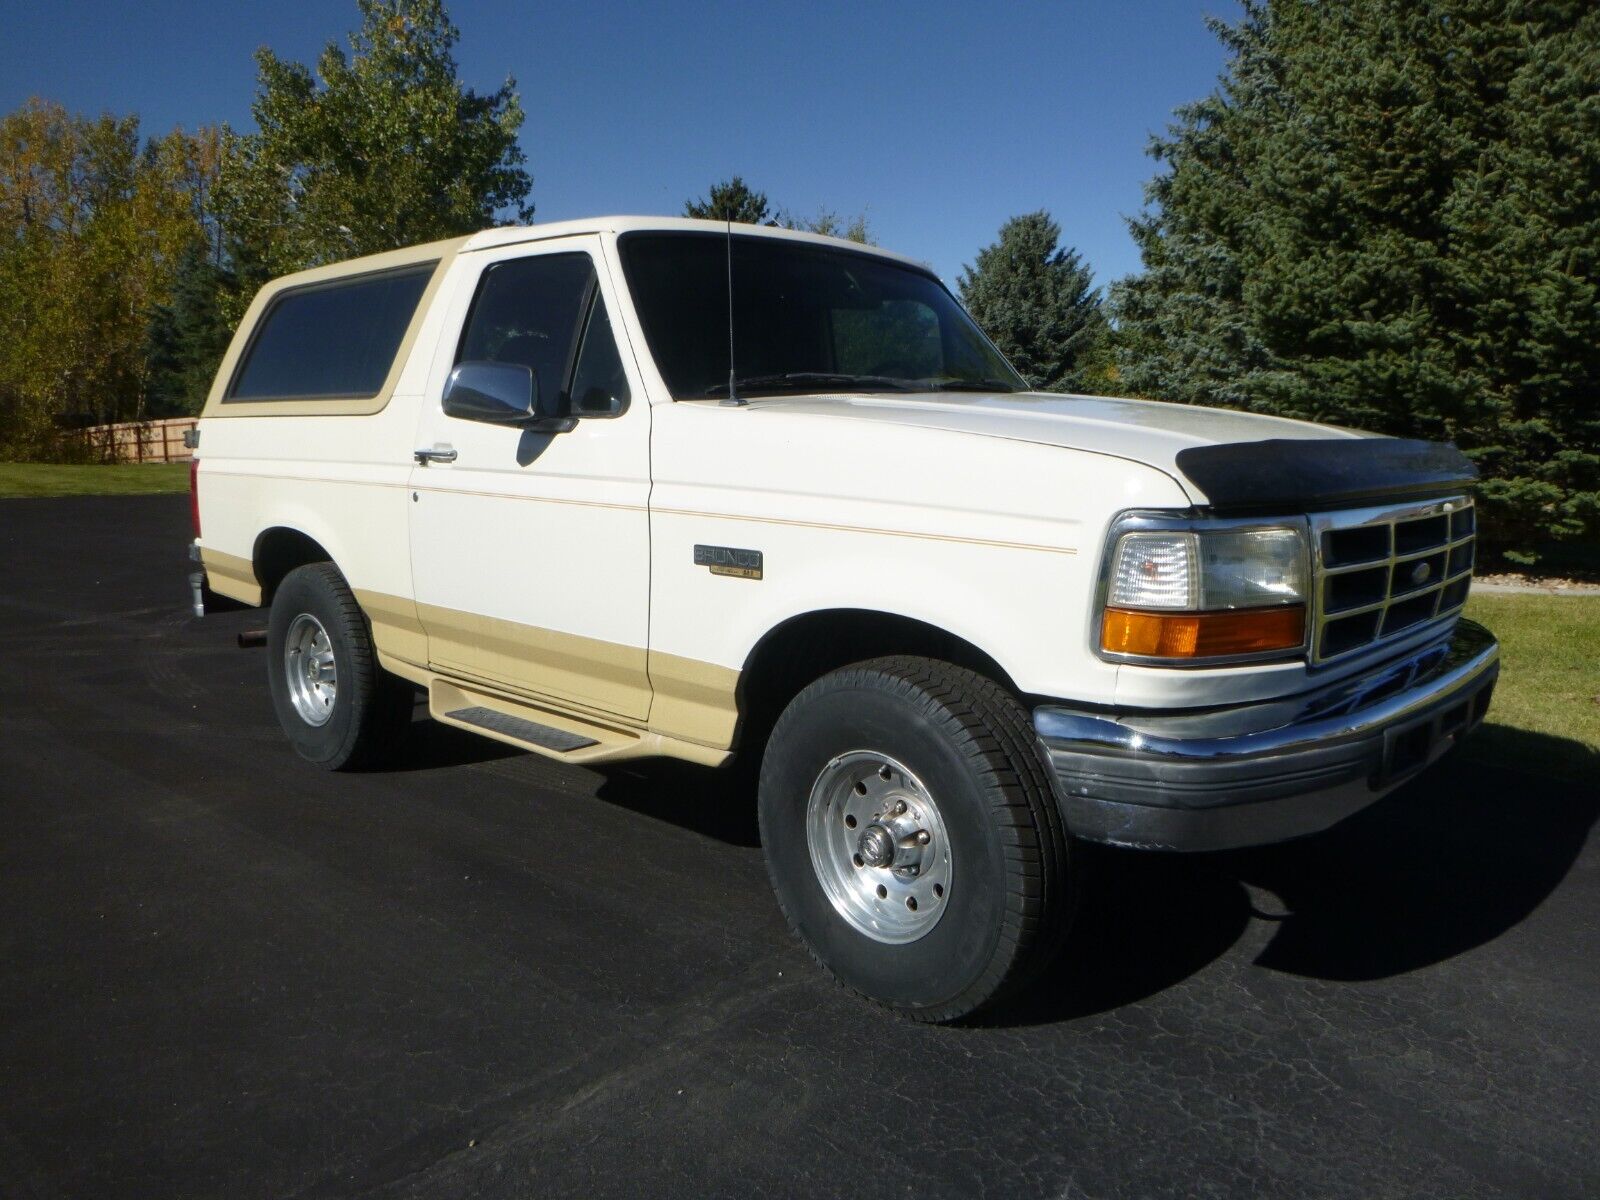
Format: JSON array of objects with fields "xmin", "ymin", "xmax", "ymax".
[{"xmin": 0, "ymin": 0, "xmax": 1239, "ymax": 288}]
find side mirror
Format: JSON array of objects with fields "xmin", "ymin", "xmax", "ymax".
[{"xmin": 442, "ymin": 362, "xmax": 577, "ymax": 433}]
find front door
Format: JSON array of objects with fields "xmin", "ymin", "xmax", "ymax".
[{"xmin": 407, "ymin": 235, "xmax": 652, "ymax": 720}]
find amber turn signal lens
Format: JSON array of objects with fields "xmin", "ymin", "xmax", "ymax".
[{"xmin": 1101, "ymin": 605, "xmax": 1306, "ymax": 659}]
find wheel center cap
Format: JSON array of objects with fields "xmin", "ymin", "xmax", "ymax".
[{"xmin": 857, "ymin": 824, "xmax": 896, "ymax": 869}]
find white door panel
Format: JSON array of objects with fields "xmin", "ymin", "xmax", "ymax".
[{"xmin": 408, "ymin": 235, "xmax": 652, "ymax": 719}]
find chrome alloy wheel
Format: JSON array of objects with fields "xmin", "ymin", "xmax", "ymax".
[
  {"xmin": 805, "ymin": 751, "xmax": 952, "ymax": 944},
  {"xmin": 284, "ymin": 612, "xmax": 338, "ymax": 727}
]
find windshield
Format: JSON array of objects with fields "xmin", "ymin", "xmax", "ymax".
[{"xmin": 618, "ymin": 233, "xmax": 1026, "ymax": 399}]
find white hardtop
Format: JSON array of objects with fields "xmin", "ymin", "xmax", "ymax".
[
  {"xmin": 459, "ymin": 215, "xmax": 934, "ymax": 272},
  {"xmin": 253, "ymin": 216, "xmax": 937, "ymax": 296}
]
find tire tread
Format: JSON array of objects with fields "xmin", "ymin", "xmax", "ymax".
[{"xmin": 760, "ymin": 655, "xmax": 1072, "ymax": 1023}]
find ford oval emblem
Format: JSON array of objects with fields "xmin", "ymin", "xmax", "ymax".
[{"xmin": 1410, "ymin": 561, "xmax": 1433, "ymax": 586}]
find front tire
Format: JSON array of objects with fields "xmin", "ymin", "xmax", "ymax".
[
  {"xmin": 758, "ymin": 656, "xmax": 1072, "ymax": 1022},
  {"xmin": 267, "ymin": 562, "xmax": 413, "ymax": 770}
]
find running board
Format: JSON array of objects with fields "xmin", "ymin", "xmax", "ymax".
[
  {"xmin": 444, "ymin": 706, "xmax": 597, "ymax": 753},
  {"xmin": 425, "ymin": 678, "xmax": 733, "ymax": 769},
  {"xmin": 429, "ymin": 679, "xmax": 645, "ymax": 764}
]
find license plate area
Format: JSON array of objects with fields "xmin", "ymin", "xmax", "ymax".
[{"xmin": 1376, "ymin": 676, "xmax": 1495, "ymax": 788}]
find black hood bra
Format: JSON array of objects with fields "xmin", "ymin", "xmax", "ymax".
[{"xmin": 1174, "ymin": 437, "xmax": 1479, "ymax": 513}]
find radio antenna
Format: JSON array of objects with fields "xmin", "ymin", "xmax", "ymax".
[{"xmin": 720, "ymin": 215, "xmax": 745, "ymax": 407}]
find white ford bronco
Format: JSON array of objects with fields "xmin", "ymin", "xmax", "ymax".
[{"xmin": 190, "ymin": 217, "xmax": 1499, "ymax": 1021}]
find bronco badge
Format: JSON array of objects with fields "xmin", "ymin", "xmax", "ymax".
[{"xmin": 694, "ymin": 544, "xmax": 763, "ymax": 580}]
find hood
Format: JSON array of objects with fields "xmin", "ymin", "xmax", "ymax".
[{"xmin": 740, "ymin": 390, "xmax": 1369, "ymax": 505}]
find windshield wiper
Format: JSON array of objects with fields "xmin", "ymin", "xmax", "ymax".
[
  {"xmin": 921, "ymin": 376, "xmax": 1022, "ymax": 393},
  {"xmin": 703, "ymin": 372, "xmax": 915, "ymax": 396}
]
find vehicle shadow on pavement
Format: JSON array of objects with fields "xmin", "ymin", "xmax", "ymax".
[
  {"xmin": 593, "ymin": 758, "xmax": 764, "ymax": 847},
  {"xmin": 1226, "ymin": 727, "xmax": 1597, "ymax": 983},
  {"xmin": 987, "ymin": 725, "xmax": 1598, "ymax": 1028},
  {"xmin": 381, "ymin": 709, "xmax": 529, "ymax": 771},
  {"xmin": 378, "ymin": 713, "xmax": 1596, "ymax": 1029}
]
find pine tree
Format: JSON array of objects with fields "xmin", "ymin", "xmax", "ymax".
[
  {"xmin": 958, "ymin": 212, "xmax": 1107, "ymax": 393},
  {"xmin": 144, "ymin": 241, "xmax": 235, "ymax": 416},
  {"xmin": 1112, "ymin": 0, "xmax": 1600, "ymax": 559},
  {"xmin": 683, "ymin": 176, "xmax": 773, "ymax": 225}
]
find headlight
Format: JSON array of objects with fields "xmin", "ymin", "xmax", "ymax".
[
  {"xmin": 1196, "ymin": 529, "xmax": 1307, "ymax": 608},
  {"xmin": 1101, "ymin": 524, "xmax": 1308, "ymax": 661}
]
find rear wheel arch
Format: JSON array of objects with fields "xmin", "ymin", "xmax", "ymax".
[{"xmin": 253, "ymin": 527, "xmax": 335, "ymax": 605}]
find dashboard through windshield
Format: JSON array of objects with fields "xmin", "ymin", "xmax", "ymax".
[{"xmin": 618, "ymin": 232, "xmax": 1025, "ymax": 399}]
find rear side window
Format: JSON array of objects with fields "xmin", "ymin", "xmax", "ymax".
[{"xmin": 227, "ymin": 264, "xmax": 433, "ymax": 402}]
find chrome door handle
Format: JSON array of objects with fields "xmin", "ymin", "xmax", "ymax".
[{"xmin": 413, "ymin": 445, "xmax": 458, "ymax": 464}]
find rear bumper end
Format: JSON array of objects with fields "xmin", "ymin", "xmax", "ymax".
[
  {"xmin": 1034, "ymin": 620, "xmax": 1499, "ymax": 852},
  {"xmin": 188, "ymin": 539, "xmax": 205, "ymax": 618}
]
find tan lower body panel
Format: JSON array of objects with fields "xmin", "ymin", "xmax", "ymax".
[
  {"xmin": 413, "ymin": 601, "xmax": 653, "ymax": 721},
  {"xmin": 355, "ymin": 589, "xmax": 741, "ymax": 759},
  {"xmin": 355, "ymin": 589, "xmax": 430, "ymax": 671},
  {"xmin": 200, "ymin": 547, "xmax": 262, "ymax": 606},
  {"xmin": 645, "ymin": 652, "xmax": 741, "ymax": 749},
  {"xmin": 429, "ymin": 679, "xmax": 729, "ymax": 768}
]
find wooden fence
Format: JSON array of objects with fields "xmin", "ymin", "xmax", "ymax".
[{"xmin": 69, "ymin": 417, "xmax": 198, "ymax": 463}]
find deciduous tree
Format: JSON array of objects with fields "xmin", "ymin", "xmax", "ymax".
[
  {"xmin": 215, "ymin": 0, "xmax": 532, "ymax": 304},
  {"xmin": 779, "ymin": 206, "xmax": 873, "ymax": 244},
  {"xmin": 0, "ymin": 100, "xmax": 212, "ymax": 455}
]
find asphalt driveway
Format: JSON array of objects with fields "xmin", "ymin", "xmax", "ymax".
[{"xmin": 1, "ymin": 495, "xmax": 1594, "ymax": 1199}]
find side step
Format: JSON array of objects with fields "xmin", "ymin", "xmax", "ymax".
[
  {"xmin": 424, "ymin": 677, "xmax": 732, "ymax": 769},
  {"xmin": 429, "ymin": 678, "xmax": 642, "ymax": 764},
  {"xmin": 444, "ymin": 705, "xmax": 597, "ymax": 753}
]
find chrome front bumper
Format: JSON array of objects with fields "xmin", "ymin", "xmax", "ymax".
[{"xmin": 1034, "ymin": 620, "xmax": 1499, "ymax": 852}]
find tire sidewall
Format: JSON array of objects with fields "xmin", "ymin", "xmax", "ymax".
[
  {"xmin": 267, "ymin": 567, "xmax": 363, "ymax": 767},
  {"xmin": 760, "ymin": 674, "xmax": 1015, "ymax": 1014}
]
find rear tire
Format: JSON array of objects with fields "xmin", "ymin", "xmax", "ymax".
[
  {"xmin": 758, "ymin": 656, "xmax": 1072, "ymax": 1022},
  {"xmin": 267, "ymin": 562, "xmax": 413, "ymax": 770}
]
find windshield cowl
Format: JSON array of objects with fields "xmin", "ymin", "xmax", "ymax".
[{"xmin": 701, "ymin": 371, "xmax": 1022, "ymax": 398}]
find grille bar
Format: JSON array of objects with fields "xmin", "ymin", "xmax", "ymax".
[
  {"xmin": 1310, "ymin": 496, "xmax": 1475, "ymax": 663},
  {"xmin": 1321, "ymin": 535, "xmax": 1475, "ymax": 576}
]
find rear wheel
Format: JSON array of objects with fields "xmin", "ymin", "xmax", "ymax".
[
  {"xmin": 758, "ymin": 656, "xmax": 1072, "ymax": 1022},
  {"xmin": 267, "ymin": 562, "xmax": 413, "ymax": 770}
]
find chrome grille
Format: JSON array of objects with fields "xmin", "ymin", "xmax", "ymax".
[{"xmin": 1310, "ymin": 496, "xmax": 1475, "ymax": 663}]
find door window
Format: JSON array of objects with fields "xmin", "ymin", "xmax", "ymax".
[
  {"xmin": 455, "ymin": 253, "xmax": 594, "ymax": 407},
  {"xmin": 568, "ymin": 295, "xmax": 630, "ymax": 417},
  {"xmin": 454, "ymin": 252, "xmax": 630, "ymax": 418}
]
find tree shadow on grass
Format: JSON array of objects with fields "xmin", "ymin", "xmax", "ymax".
[{"xmin": 989, "ymin": 724, "xmax": 1598, "ymax": 1026}]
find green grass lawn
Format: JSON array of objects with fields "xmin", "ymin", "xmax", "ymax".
[
  {"xmin": 1463, "ymin": 592, "xmax": 1600, "ymax": 783},
  {"xmin": 0, "ymin": 462, "xmax": 190, "ymax": 497}
]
